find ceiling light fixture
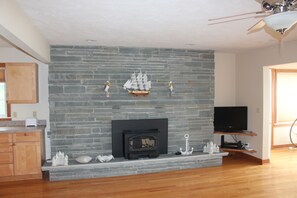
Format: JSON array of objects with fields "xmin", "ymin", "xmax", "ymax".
[
  {"xmin": 209, "ymin": 0, "xmax": 297, "ymax": 37},
  {"xmin": 263, "ymin": 11, "xmax": 297, "ymax": 34}
]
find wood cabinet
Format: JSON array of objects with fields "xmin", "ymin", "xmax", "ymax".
[
  {"xmin": 0, "ymin": 133, "xmax": 13, "ymax": 177},
  {"xmin": 13, "ymin": 132, "xmax": 42, "ymax": 176},
  {"xmin": 0, "ymin": 131, "xmax": 44, "ymax": 181},
  {"xmin": 5, "ymin": 63, "xmax": 38, "ymax": 104}
]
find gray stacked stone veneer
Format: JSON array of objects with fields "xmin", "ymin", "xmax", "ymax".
[{"xmin": 49, "ymin": 46, "xmax": 215, "ymax": 159}]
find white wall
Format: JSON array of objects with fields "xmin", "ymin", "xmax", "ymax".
[
  {"xmin": 0, "ymin": 47, "xmax": 50, "ymax": 159},
  {"xmin": 274, "ymin": 126, "xmax": 292, "ymax": 145},
  {"xmin": 214, "ymin": 52, "xmax": 236, "ymax": 144},
  {"xmin": 236, "ymin": 40, "xmax": 297, "ymax": 160},
  {"xmin": 214, "ymin": 52, "xmax": 236, "ymax": 106}
]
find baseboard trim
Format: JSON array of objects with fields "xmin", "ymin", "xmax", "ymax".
[
  {"xmin": 236, "ymin": 152, "xmax": 270, "ymax": 165},
  {"xmin": 0, "ymin": 173, "xmax": 42, "ymax": 182},
  {"xmin": 272, "ymin": 144, "xmax": 293, "ymax": 149}
]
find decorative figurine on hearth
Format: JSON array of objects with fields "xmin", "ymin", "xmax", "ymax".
[
  {"xmin": 104, "ymin": 81, "xmax": 111, "ymax": 98},
  {"xmin": 52, "ymin": 151, "xmax": 68, "ymax": 166},
  {"xmin": 203, "ymin": 141, "xmax": 220, "ymax": 154},
  {"xmin": 180, "ymin": 134, "xmax": 194, "ymax": 155},
  {"xmin": 96, "ymin": 154, "xmax": 114, "ymax": 163}
]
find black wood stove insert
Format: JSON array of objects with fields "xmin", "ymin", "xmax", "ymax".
[
  {"xmin": 123, "ymin": 129, "xmax": 159, "ymax": 159},
  {"xmin": 112, "ymin": 118, "xmax": 168, "ymax": 159}
]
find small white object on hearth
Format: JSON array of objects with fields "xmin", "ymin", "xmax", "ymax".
[
  {"xmin": 203, "ymin": 141, "xmax": 220, "ymax": 154},
  {"xmin": 75, "ymin": 156, "xmax": 92, "ymax": 164},
  {"xmin": 96, "ymin": 154, "xmax": 114, "ymax": 163},
  {"xmin": 180, "ymin": 134, "xmax": 194, "ymax": 155},
  {"xmin": 52, "ymin": 151, "xmax": 68, "ymax": 166}
]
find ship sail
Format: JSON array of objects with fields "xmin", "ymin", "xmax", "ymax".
[
  {"xmin": 143, "ymin": 73, "xmax": 151, "ymax": 91},
  {"xmin": 123, "ymin": 79, "xmax": 131, "ymax": 90},
  {"xmin": 130, "ymin": 72, "xmax": 138, "ymax": 90},
  {"xmin": 137, "ymin": 72, "xmax": 144, "ymax": 90}
]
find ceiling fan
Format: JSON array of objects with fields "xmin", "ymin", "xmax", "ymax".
[{"xmin": 209, "ymin": 0, "xmax": 297, "ymax": 35}]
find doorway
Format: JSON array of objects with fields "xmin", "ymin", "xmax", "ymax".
[{"xmin": 271, "ymin": 69, "xmax": 297, "ymax": 148}]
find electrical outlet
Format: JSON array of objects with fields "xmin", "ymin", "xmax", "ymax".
[
  {"xmin": 33, "ymin": 111, "xmax": 37, "ymax": 118},
  {"xmin": 12, "ymin": 112, "xmax": 17, "ymax": 118}
]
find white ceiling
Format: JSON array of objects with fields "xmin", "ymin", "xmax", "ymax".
[{"xmin": 12, "ymin": 0, "xmax": 297, "ymax": 52}]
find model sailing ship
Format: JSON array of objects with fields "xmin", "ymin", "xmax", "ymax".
[{"xmin": 123, "ymin": 71, "xmax": 151, "ymax": 96}]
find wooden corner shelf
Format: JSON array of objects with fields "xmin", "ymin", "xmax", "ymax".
[
  {"xmin": 220, "ymin": 148, "xmax": 256, "ymax": 153},
  {"xmin": 214, "ymin": 131, "xmax": 257, "ymax": 136},
  {"xmin": 214, "ymin": 131, "xmax": 257, "ymax": 154}
]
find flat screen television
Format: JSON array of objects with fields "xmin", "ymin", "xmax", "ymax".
[{"xmin": 214, "ymin": 106, "xmax": 248, "ymax": 132}]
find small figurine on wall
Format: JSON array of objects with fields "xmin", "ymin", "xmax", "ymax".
[
  {"xmin": 168, "ymin": 81, "xmax": 174, "ymax": 96},
  {"xmin": 104, "ymin": 81, "xmax": 111, "ymax": 97}
]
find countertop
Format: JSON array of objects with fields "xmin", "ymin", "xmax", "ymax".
[{"xmin": 0, "ymin": 126, "xmax": 46, "ymax": 133}]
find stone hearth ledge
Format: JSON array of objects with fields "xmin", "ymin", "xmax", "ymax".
[{"xmin": 42, "ymin": 152, "xmax": 228, "ymax": 181}]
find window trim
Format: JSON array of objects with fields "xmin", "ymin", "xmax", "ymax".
[{"xmin": 0, "ymin": 64, "xmax": 11, "ymax": 121}]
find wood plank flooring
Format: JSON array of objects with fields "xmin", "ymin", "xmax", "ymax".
[{"xmin": 0, "ymin": 148, "xmax": 297, "ymax": 198}]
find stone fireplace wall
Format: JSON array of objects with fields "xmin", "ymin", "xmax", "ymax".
[{"xmin": 49, "ymin": 46, "xmax": 214, "ymax": 158}]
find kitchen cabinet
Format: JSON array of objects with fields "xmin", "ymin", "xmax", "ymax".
[
  {"xmin": 5, "ymin": 63, "xmax": 38, "ymax": 104},
  {"xmin": 13, "ymin": 132, "xmax": 42, "ymax": 176},
  {"xmin": 0, "ymin": 131, "xmax": 44, "ymax": 181},
  {"xmin": 0, "ymin": 133, "xmax": 13, "ymax": 177}
]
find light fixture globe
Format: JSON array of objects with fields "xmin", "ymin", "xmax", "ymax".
[{"xmin": 263, "ymin": 11, "xmax": 297, "ymax": 34}]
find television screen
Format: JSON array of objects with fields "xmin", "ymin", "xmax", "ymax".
[{"xmin": 214, "ymin": 106, "xmax": 248, "ymax": 131}]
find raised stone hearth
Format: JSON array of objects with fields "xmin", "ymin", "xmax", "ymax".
[{"xmin": 42, "ymin": 152, "xmax": 228, "ymax": 181}]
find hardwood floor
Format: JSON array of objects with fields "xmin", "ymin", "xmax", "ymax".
[{"xmin": 0, "ymin": 148, "xmax": 297, "ymax": 198}]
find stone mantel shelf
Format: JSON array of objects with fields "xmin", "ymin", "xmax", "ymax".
[{"xmin": 42, "ymin": 152, "xmax": 228, "ymax": 174}]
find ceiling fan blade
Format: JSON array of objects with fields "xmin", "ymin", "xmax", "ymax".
[
  {"xmin": 208, "ymin": 14, "xmax": 268, "ymax": 26},
  {"xmin": 248, "ymin": 19, "xmax": 266, "ymax": 32},
  {"xmin": 208, "ymin": 11, "xmax": 266, "ymax": 22}
]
